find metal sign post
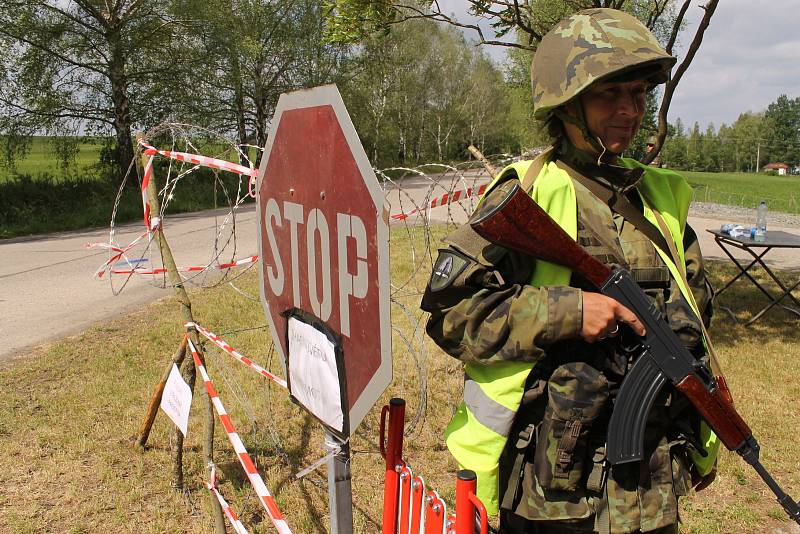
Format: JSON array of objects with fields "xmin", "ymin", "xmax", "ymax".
[{"xmin": 325, "ymin": 431, "xmax": 353, "ymax": 533}]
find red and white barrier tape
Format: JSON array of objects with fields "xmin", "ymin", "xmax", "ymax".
[
  {"xmin": 140, "ymin": 139, "xmax": 489, "ymax": 220},
  {"xmin": 188, "ymin": 322, "xmax": 287, "ymax": 389},
  {"xmin": 138, "ymin": 140, "xmax": 258, "ymax": 198},
  {"xmin": 90, "ymin": 180, "xmax": 488, "ymax": 279},
  {"xmin": 88, "ymin": 231, "xmax": 151, "ymax": 278},
  {"xmin": 208, "ymin": 466, "xmax": 249, "ymax": 534},
  {"xmin": 109, "ymin": 255, "xmax": 259, "ymax": 276},
  {"xmin": 189, "ymin": 338, "xmax": 292, "ymax": 534},
  {"xmin": 389, "ymin": 183, "xmax": 487, "ymax": 221}
]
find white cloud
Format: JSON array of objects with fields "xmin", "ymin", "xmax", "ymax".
[{"xmin": 669, "ymin": 0, "xmax": 800, "ymax": 127}]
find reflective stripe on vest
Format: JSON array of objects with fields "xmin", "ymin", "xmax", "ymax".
[{"xmin": 444, "ymin": 156, "xmax": 719, "ymax": 515}]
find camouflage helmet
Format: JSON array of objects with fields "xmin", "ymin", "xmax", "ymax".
[{"xmin": 531, "ymin": 8, "xmax": 676, "ymax": 121}]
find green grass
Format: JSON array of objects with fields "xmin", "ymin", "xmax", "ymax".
[
  {"xmin": 2, "ymin": 137, "xmax": 800, "ymax": 240},
  {"xmin": 0, "ymin": 136, "xmax": 105, "ymax": 181},
  {"xmin": 682, "ymin": 170, "xmax": 800, "ymax": 214},
  {"xmin": 0, "ymin": 216, "xmax": 798, "ymax": 533}
]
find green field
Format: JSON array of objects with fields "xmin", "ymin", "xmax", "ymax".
[
  {"xmin": 2, "ymin": 142, "xmax": 800, "ymax": 239},
  {"xmin": 0, "ymin": 136, "xmax": 105, "ymax": 181},
  {"xmin": 682, "ymin": 170, "xmax": 800, "ymax": 213}
]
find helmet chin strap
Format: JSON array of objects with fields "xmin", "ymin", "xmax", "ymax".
[{"xmin": 554, "ymin": 101, "xmax": 618, "ymax": 164}]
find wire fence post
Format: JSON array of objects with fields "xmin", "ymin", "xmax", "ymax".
[{"xmin": 135, "ymin": 133, "xmax": 226, "ymax": 533}]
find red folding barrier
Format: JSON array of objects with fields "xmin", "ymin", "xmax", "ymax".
[
  {"xmin": 399, "ymin": 465, "xmax": 413, "ymax": 532},
  {"xmin": 380, "ymin": 398, "xmax": 488, "ymax": 534},
  {"xmin": 381, "ymin": 398, "xmax": 406, "ymax": 534},
  {"xmin": 410, "ymin": 474, "xmax": 425, "ymax": 533},
  {"xmin": 424, "ymin": 490, "xmax": 446, "ymax": 534}
]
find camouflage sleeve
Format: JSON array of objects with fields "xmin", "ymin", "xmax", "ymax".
[
  {"xmin": 665, "ymin": 223, "xmax": 712, "ymax": 355},
  {"xmin": 420, "ymin": 224, "xmax": 583, "ymax": 364},
  {"xmin": 683, "ymin": 223, "xmax": 713, "ymax": 328}
]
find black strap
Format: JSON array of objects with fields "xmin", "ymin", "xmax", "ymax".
[{"xmin": 554, "ymin": 160, "xmax": 673, "ymax": 259}]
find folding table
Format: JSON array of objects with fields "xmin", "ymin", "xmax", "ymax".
[{"xmin": 707, "ymin": 229, "xmax": 800, "ymax": 326}]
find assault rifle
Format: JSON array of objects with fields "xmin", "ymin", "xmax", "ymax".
[{"xmin": 469, "ymin": 179, "xmax": 800, "ymax": 524}]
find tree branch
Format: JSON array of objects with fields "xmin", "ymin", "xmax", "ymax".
[
  {"xmin": 643, "ymin": 0, "xmax": 718, "ymax": 165},
  {"xmin": 666, "ymin": 0, "xmax": 691, "ymax": 55}
]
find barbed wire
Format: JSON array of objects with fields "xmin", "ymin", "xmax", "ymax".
[{"xmin": 99, "ymin": 123, "xmax": 513, "ymax": 501}]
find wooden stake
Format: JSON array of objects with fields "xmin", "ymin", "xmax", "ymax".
[
  {"xmin": 135, "ymin": 334, "xmax": 189, "ymax": 448},
  {"xmin": 467, "ymin": 144, "xmax": 498, "ymax": 179},
  {"xmin": 135, "ymin": 134, "xmax": 226, "ymax": 533}
]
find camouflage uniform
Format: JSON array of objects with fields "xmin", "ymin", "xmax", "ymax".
[
  {"xmin": 420, "ymin": 8, "xmax": 713, "ymax": 534},
  {"xmin": 422, "ymin": 145, "xmax": 712, "ymax": 533}
]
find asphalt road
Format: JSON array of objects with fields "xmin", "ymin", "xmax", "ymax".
[
  {"xmin": 2, "ymin": 176, "xmax": 799, "ymax": 364},
  {"xmin": 0, "ymin": 205, "xmax": 258, "ymax": 363}
]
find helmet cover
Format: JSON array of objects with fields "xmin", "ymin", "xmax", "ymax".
[{"xmin": 531, "ymin": 8, "xmax": 676, "ymax": 120}]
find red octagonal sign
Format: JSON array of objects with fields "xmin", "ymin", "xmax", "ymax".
[{"xmin": 256, "ymin": 85, "xmax": 391, "ymax": 435}]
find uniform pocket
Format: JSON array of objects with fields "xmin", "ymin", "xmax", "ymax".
[{"xmin": 534, "ymin": 362, "xmax": 609, "ymax": 491}]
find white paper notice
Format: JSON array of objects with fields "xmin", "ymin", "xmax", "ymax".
[
  {"xmin": 160, "ymin": 363, "xmax": 193, "ymax": 436},
  {"xmin": 287, "ymin": 317, "xmax": 343, "ymax": 432}
]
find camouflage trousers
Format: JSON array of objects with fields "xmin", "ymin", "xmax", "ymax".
[{"xmin": 500, "ymin": 511, "xmax": 679, "ymax": 534}]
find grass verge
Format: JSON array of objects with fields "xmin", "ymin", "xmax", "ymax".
[{"xmin": 0, "ymin": 245, "xmax": 798, "ymax": 532}]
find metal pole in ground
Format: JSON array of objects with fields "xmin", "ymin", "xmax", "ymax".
[{"xmin": 325, "ymin": 431, "xmax": 354, "ymax": 534}]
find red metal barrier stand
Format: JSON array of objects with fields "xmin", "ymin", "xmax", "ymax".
[
  {"xmin": 381, "ymin": 398, "xmax": 406, "ymax": 534},
  {"xmin": 455, "ymin": 470, "xmax": 489, "ymax": 534}
]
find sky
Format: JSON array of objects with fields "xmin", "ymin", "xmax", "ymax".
[{"xmin": 434, "ymin": 0, "xmax": 800, "ymax": 129}]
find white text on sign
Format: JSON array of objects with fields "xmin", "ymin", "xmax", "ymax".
[{"xmin": 264, "ymin": 199, "xmax": 368, "ymax": 337}]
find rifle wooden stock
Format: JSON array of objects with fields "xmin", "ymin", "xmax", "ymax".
[
  {"xmin": 469, "ymin": 178, "xmax": 800, "ymax": 523},
  {"xmin": 675, "ymin": 375, "xmax": 752, "ymax": 451},
  {"xmin": 470, "ymin": 179, "xmax": 611, "ymax": 287}
]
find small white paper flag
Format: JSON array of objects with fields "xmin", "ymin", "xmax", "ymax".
[{"xmin": 160, "ymin": 363, "xmax": 193, "ymax": 436}]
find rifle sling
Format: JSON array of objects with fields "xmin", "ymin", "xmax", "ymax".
[
  {"xmin": 519, "ymin": 145, "xmax": 556, "ymax": 194},
  {"xmin": 554, "ymin": 160, "xmax": 673, "ymax": 261},
  {"xmin": 646, "ymin": 202, "xmax": 725, "ymax": 378}
]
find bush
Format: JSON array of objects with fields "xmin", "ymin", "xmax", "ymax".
[{"xmin": 0, "ymin": 167, "xmax": 253, "ymax": 239}]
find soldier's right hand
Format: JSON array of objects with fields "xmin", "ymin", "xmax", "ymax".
[{"xmin": 580, "ymin": 292, "xmax": 646, "ymax": 343}]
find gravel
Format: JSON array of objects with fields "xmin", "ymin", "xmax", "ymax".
[{"xmin": 690, "ymin": 201, "xmax": 800, "ymax": 228}]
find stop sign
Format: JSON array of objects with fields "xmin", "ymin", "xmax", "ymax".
[{"xmin": 256, "ymin": 85, "xmax": 391, "ymax": 435}]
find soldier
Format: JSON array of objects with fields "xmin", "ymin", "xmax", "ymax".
[
  {"xmin": 646, "ymin": 136, "xmax": 664, "ymax": 167},
  {"xmin": 421, "ymin": 8, "xmax": 717, "ymax": 534}
]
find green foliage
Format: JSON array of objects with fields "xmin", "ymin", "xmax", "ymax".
[
  {"xmin": 763, "ymin": 94, "xmax": 800, "ymax": 166},
  {"xmin": 323, "ymin": 0, "xmax": 400, "ymax": 44},
  {"xmin": 341, "ymin": 19, "xmax": 516, "ymax": 165},
  {"xmin": 173, "ymin": 0, "xmax": 349, "ymax": 148},
  {"xmin": 0, "ymin": 164, "xmax": 252, "ymax": 239},
  {"xmin": 661, "ymin": 93, "xmax": 800, "ymax": 173},
  {"xmin": 0, "ymin": 1, "xmax": 186, "ymax": 181}
]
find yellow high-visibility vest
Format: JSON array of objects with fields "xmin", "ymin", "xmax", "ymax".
[{"xmin": 445, "ymin": 156, "xmax": 719, "ymax": 515}]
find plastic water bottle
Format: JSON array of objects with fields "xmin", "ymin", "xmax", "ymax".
[{"xmin": 755, "ymin": 201, "xmax": 768, "ymax": 242}]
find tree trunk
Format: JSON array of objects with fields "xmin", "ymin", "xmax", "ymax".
[
  {"xmin": 108, "ymin": 30, "xmax": 134, "ymax": 184},
  {"xmin": 230, "ymin": 55, "xmax": 249, "ymax": 165}
]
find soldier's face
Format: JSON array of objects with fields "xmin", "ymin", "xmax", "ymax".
[{"xmin": 579, "ymin": 80, "xmax": 648, "ymax": 154}]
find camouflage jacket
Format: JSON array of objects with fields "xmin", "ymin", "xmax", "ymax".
[{"xmin": 421, "ymin": 156, "xmax": 713, "ymax": 532}]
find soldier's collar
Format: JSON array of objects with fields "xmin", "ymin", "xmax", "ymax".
[{"xmin": 556, "ymin": 138, "xmax": 643, "ymax": 194}]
